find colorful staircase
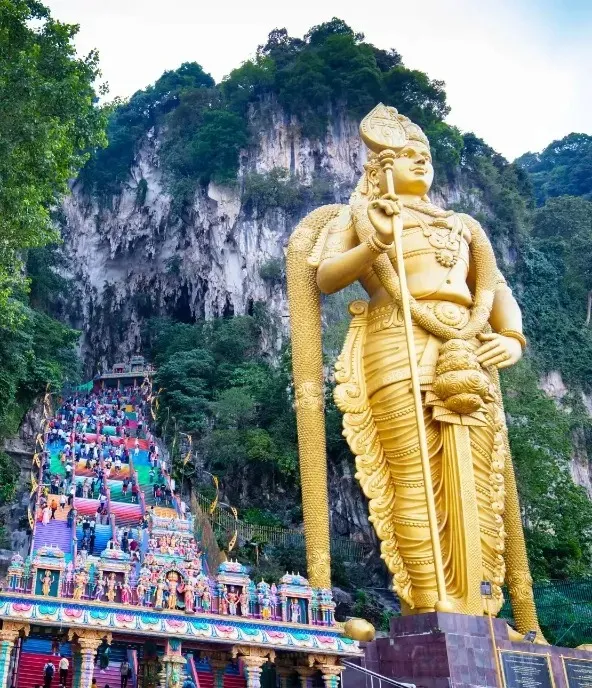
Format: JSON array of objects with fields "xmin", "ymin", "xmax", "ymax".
[
  {"xmin": 76, "ymin": 523, "xmax": 111, "ymax": 555},
  {"xmin": 74, "ymin": 497, "xmax": 103, "ymax": 516},
  {"xmin": 108, "ymin": 479, "xmax": 134, "ymax": 503},
  {"xmin": 93, "ymin": 645, "xmax": 137, "ymax": 688},
  {"xmin": 16, "ymin": 639, "xmax": 73, "ymax": 688},
  {"xmin": 33, "ymin": 520, "xmax": 73, "ymax": 556},
  {"xmin": 24, "ymin": 391, "xmax": 247, "ymax": 688},
  {"xmin": 109, "ymin": 502, "xmax": 143, "ymax": 526},
  {"xmin": 193, "ymin": 658, "xmax": 245, "ymax": 688}
]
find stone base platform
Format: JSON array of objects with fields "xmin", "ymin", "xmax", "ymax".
[{"xmin": 353, "ymin": 612, "xmax": 592, "ymax": 688}]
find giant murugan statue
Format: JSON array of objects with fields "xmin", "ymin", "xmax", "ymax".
[{"xmin": 287, "ymin": 104, "xmax": 542, "ymax": 635}]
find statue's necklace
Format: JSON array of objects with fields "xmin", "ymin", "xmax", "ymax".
[{"xmin": 404, "ymin": 207, "xmax": 463, "ymax": 269}]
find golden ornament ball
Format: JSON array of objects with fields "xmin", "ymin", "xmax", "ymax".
[{"xmin": 344, "ymin": 618, "xmax": 376, "ymax": 642}]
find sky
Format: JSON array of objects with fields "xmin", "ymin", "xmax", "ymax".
[{"xmin": 44, "ymin": 0, "xmax": 592, "ymax": 161}]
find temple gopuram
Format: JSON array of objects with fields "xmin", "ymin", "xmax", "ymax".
[{"xmin": 0, "ymin": 362, "xmax": 360, "ymax": 688}]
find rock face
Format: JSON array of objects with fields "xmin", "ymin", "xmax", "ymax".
[
  {"xmin": 0, "ymin": 400, "xmax": 44, "ymax": 572},
  {"xmin": 60, "ymin": 106, "xmax": 367, "ymax": 373}
]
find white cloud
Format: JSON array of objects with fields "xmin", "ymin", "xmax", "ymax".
[{"xmin": 44, "ymin": 0, "xmax": 592, "ymax": 159}]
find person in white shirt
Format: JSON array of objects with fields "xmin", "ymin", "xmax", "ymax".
[{"xmin": 59, "ymin": 656, "xmax": 69, "ymax": 686}]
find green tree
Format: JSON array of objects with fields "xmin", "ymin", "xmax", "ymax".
[
  {"xmin": 502, "ymin": 361, "xmax": 592, "ymax": 579},
  {"xmin": 0, "ymin": 0, "xmax": 100, "ymax": 503},
  {"xmin": 0, "ymin": 0, "xmax": 106, "ymax": 320},
  {"xmin": 532, "ymin": 196, "xmax": 592, "ymax": 325},
  {"xmin": 517, "ymin": 133, "xmax": 592, "ymax": 205}
]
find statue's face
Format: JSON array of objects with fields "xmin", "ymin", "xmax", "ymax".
[{"xmin": 389, "ymin": 141, "xmax": 434, "ymax": 196}]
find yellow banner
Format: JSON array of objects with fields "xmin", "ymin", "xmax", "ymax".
[{"xmin": 209, "ymin": 476, "xmax": 219, "ymax": 515}]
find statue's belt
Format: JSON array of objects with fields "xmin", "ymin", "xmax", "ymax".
[{"xmin": 367, "ymin": 300, "xmax": 471, "ymax": 333}]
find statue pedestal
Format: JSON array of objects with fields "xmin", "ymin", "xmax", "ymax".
[{"xmin": 352, "ymin": 612, "xmax": 592, "ymax": 688}]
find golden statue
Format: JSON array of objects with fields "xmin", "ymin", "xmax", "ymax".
[{"xmin": 287, "ymin": 104, "xmax": 542, "ymax": 633}]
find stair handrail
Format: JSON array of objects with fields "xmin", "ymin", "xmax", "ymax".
[
  {"xmin": 128, "ymin": 648, "xmax": 138, "ymax": 688},
  {"xmin": 186, "ymin": 653, "xmax": 201, "ymax": 688},
  {"xmin": 154, "ymin": 439, "xmax": 179, "ymax": 516},
  {"xmin": 128, "ymin": 451, "xmax": 146, "ymax": 517},
  {"xmin": 29, "ymin": 424, "xmax": 48, "ymax": 558},
  {"xmin": 341, "ymin": 661, "xmax": 415, "ymax": 688},
  {"xmin": 99, "ymin": 440, "xmax": 117, "ymax": 546},
  {"xmin": 69, "ymin": 427, "xmax": 78, "ymax": 568}
]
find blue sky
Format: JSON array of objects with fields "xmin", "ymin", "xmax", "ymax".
[
  {"xmin": 525, "ymin": 0, "xmax": 592, "ymax": 30},
  {"xmin": 44, "ymin": 0, "xmax": 592, "ymax": 160}
]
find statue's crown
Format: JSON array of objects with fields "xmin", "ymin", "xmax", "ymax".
[{"xmin": 360, "ymin": 103, "xmax": 429, "ymax": 153}]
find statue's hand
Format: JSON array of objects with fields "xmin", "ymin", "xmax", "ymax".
[
  {"xmin": 475, "ymin": 333, "xmax": 522, "ymax": 369},
  {"xmin": 367, "ymin": 195, "xmax": 401, "ymax": 244}
]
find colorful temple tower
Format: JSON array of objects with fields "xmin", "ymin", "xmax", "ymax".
[{"xmin": 0, "ymin": 364, "xmax": 359, "ymax": 688}]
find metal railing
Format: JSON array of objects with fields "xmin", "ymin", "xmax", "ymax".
[
  {"xmin": 195, "ymin": 493, "xmax": 370, "ymax": 563},
  {"xmin": 341, "ymin": 661, "xmax": 415, "ymax": 688},
  {"xmin": 499, "ymin": 578, "xmax": 592, "ymax": 647}
]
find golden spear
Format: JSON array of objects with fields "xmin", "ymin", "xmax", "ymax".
[{"xmin": 360, "ymin": 103, "xmax": 452, "ymax": 612}]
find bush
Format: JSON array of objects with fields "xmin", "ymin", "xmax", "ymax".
[{"xmin": 259, "ymin": 258, "xmax": 284, "ymax": 284}]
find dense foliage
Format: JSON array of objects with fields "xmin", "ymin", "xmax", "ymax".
[
  {"xmin": 517, "ymin": 133, "xmax": 592, "ymax": 205},
  {"xmin": 0, "ymin": 0, "xmax": 106, "ymax": 321},
  {"xmin": 80, "ymin": 18, "xmax": 464, "ymax": 205},
  {"xmin": 0, "ymin": 1, "xmax": 103, "ymax": 501},
  {"xmin": 146, "ymin": 315, "xmax": 302, "ymax": 524},
  {"xmin": 502, "ymin": 362, "xmax": 592, "ymax": 579}
]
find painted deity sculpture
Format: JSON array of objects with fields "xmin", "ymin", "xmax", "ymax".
[
  {"xmin": 167, "ymin": 572, "xmax": 179, "ymax": 610},
  {"xmin": 154, "ymin": 577, "xmax": 165, "ymax": 609},
  {"xmin": 136, "ymin": 579, "xmax": 147, "ymax": 606},
  {"xmin": 41, "ymin": 570, "xmax": 53, "ymax": 596},
  {"xmin": 287, "ymin": 104, "xmax": 542, "ymax": 635},
  {"xmin": 121, "ymin": 576, "xmax": 132, "ymax": 605},
  {"xmin": 106, "ymin": 573, "xmax": 117, "ymax": 603},
  {"xmin": 290, "ymin": 599, "xmax": 300, "ymax": 624},
  {"xmin": 226, "ymin": 587, "xmax": 239, "ymax": 615},
  {"xmin": 183, "ymin": 577, "xmax": 195, "ymax": 613},
  {"xmin": 201, "ymin": 586, "xmax": 211, "ymax": 612},
  {"xmin": 239, "ymin": 589, "xmax": 249, "ymax": 616},
  {"xmin": 94, "ymin": 573, "xmax": 106, "ymax": 601},
  {"xmin": 73, "ymin": 570, "xmax": 86, "ymax": 600},
  {"xmin": 257, "ymin": 582, "xmax": 273, "ymax": 620}
]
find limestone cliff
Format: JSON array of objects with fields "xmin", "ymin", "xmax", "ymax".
[{"xmin": 60, "ymin": 107, "xmax": 366, "ymax": 372}]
